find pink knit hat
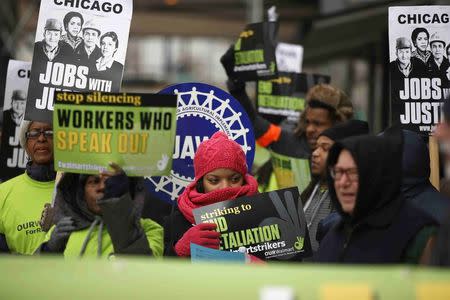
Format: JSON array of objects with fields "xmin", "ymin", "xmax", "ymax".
[{"xmin": 193, "ymin": 131, "xmax": 247, "ymax": 180}]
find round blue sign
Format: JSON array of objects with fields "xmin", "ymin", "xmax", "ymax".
[{"xmin": 145, "ymin": 82, "xmax": 255, "ymax": 204}]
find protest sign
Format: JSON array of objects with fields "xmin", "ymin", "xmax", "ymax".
[
  {"xmin": 53, "ymin": 91, "xmax": 177, "ymax": 176},
  {"xmin": 257, "ymin": 72, "xmax": 330, "ymax": 122},
  {"xmin": 0, "ymin": 60, "xmax": 31, "ymax": 181},
  {"xmin": 146, "ymin": 83, "xmax": 255, "ymax": 204},
  {"xmin": 276, "ymin": 42, "xmax": 303, "ymax": 73},
  {"xmin": 231, "ymin": 22, "xmax": 278, "ymax": 81},
  {"xmin": 389, "ymin": 6, "xmax": 450, "ymax": 134},
  {"xmin": 271, "ymin": 151, "xmax": 311, "ymax": 193},
  {"xmin": 25, "ymin": 0, "xmax": 133, "ymax": 123},
  {"xmin": 193, "ymin": 187, "xmax": 311, "ymax": 261}
]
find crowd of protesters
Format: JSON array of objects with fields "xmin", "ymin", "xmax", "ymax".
[{"xmin": 0, "ymin": 46, "xmax": 449, "ymax": 267}]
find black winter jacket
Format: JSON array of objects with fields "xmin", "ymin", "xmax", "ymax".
[
  {"xmin": 402, "ymin": 130, "xmax": 450, "ymax": 224},
  {"xmin": 316, "ymin": 127, "xmax": 438, "ymax": 264},
  {"xmin": 163, "ymin": 205, "xmax": 191, "ymax": 256}
]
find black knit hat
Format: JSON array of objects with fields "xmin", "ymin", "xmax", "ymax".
[{"xmin": 320, "ymin": 119, "xmax": 369, "ymax": 141}]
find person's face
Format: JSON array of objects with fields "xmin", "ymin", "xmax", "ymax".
[
  {"xmin": 83, "ymin": 29, "xmax": 99, "ymax": 48},
  {"xmin": 84, "ymin": 175, "xmax": 106, "ymax": 215},
  {"xmin": 25, "ymin": 121, "xmax": 53, "ymax": 165},
  {"xmin": 12, "ymin": 99, "xmax": 26, "ymax": 115},
  {"xmin": 311, "ymin": 135, "xmax": 334, "ymax": 177},
  {"xmin": 415, "ymin": 32, "xmax": 429, "ymax": 52},
  {"xmin": 44, "ymin": 30, "xmax": 61, "ymax": 49},
  {"xmin": 203, "ymin": 168, "xmax": 244, "ymax": 193},
  {"xmin": 397, "ymin": 48, "xmax": 411, "ymax": 65},
  {"xmin": 431, "ymin": 42, "xmax": 445, "ymax": 60},
  {"xmin": 305, "ymin": 107, "xmax": 334, "ymax": 149},
  {"xmin": 100, "ymin": 36, "xmax": 117, "ymax": 58},
  {"xmin": 67, "ymin": 17, "xmax": 82, "ymax": 37},
  {"xmin": 333, "ymin": 149, "xmax": 359, "ymax": 215},
  {"xmin": 435, "ymin": 122, "xmax": 450, "ymax": 141}
]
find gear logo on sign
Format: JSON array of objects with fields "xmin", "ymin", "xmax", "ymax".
[{"xmin": 145, "ymin": 83, "xmax": 255, "ymax": 203}]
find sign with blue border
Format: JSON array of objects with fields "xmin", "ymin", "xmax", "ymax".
[{"xmin": 145, "ymin": 82, "xmax": 255, "ymax": 204}]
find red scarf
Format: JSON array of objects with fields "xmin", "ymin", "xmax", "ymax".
[{"xmin": 177, "ymin": 174, "xmax": 259, "ymax": 224}]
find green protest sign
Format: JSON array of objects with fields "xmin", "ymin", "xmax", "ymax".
[
  {"xmin": 53, "ymin": 91, "xmax": 177, "ymax": 176},
  {"xmin": 257, "ymin": 75, "xmax": 305, "ymax": 118},
  {"xmin": 231, "ymin": 22, "xmax": 278, "ymax": 81},
  {"xmin": 257, "ymin": 72, "xmax": 330, "ymax": 122},
  {"xmin": 271, "ymin": 151, "xmax": 311, "ymax": 193}
]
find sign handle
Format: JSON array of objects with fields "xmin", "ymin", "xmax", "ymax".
[
  {"xmin": 39, "ymin": 171, "xmax": 63, "ymax": 232},
  {"xmin": 429, "ymin": 135, "xmax": 440, "ymax": 191}
]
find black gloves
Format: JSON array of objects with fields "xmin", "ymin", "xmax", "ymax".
[
  {"xmin": 98, "ymin": 192, "xmax": 152, "ymax": 255},
  {"xmin": 97, "ymin": 167, "xmax": 151, "ymax": 255},
  {"xmin": 103, "ymin": 171, "xmax": 129, "ymax": 199},
  {"xmin": 220, "ymin": 45, "xmax": 236, "ymax": 80}
]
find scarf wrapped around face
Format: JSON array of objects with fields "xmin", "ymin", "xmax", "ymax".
[{"xmin": 177, "ymin": 174, "xmax": 258, "ymax": 224}]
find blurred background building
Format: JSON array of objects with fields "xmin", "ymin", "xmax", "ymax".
[{"xmin": 0, "ymin": 0, "xmax": 447, "ymax": 132}]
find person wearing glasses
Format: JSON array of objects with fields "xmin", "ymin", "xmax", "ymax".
[
  {"xmin": 301, "ymin": 120, "xmax": 368, "ymax": 255},
  {"xmin": 0, "ymin": 120, "xmax": 55, "ymax": 254},
  {"xmin": 316, "ymin": 129, "xmax": 450, "ymax": 248},
  {"xmin": 316, "ymin": 127, "xmax": 438, "ymax": 264}
]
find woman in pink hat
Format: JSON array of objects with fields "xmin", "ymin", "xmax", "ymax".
[{"xmin": 164, "ymin": 131, "xmax": 258, "ymax": 257}]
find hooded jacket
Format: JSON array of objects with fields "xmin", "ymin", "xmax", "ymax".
[
  {"xmin": 402, "ymin": 130, "xmax": 450, "ymax": 224},
  {"xmin": 316, "ymin": 128, "xmax": 438, "ymax": 264},
  {"xmin": 430, "ymin": 215, "xmax": 450, "ymax": 266},
  {"xmin": 301, "ymin": 120, "xmax": 369, "ymax": 252},
  {"xmin": 40, "ymin": 173, "xmax": 163, "ymax": 258},
  {"xmin": 315, "ymin": 129, "xmax": 450, "ymax": 244}
]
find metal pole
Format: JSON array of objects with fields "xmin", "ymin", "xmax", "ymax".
[{"xmin": 246, "ymin": 0, "xmax": 264, "ymax": 23}]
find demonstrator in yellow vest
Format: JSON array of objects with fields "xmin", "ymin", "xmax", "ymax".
[
  {"xmin": 0, "ymin": 120, "xmax": 55, "ymax": 254},
  {"xmin": 36, "ymin": 163, "xmax": 163, "ymax": 258}
]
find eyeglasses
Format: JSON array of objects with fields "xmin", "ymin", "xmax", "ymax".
[
  {"xmin": 329, "ymin": 167, "xmax": 359, "ymax": 182},
  {"xmin": 25, "ymin": 130, "xmax": 53, "ymax": 139}
]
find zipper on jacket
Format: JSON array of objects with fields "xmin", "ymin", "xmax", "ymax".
[{"xmin": 338, "ymin": 223, "xmax": 359, "ymax": 261}]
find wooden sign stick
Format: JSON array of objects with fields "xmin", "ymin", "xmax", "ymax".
[{"xmin": 429, "ymin": 135, "xmax": 440, "ymax": 191}]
